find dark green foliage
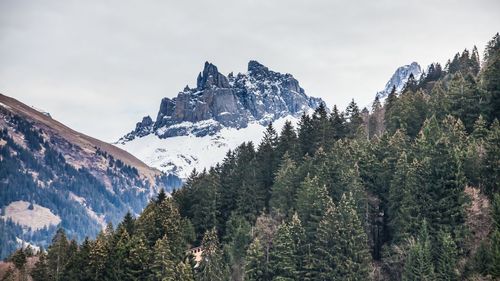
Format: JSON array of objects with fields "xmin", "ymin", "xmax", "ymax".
[
  {"xmin": 269, "ymin": 154, "xmax": 298, "ymax": 217},
  {"xmin": 482, "ymin": 120, "xmax": 500, "ymax": 196},
  {"xmin": 482, "ymin": 33, "xmax": 500, "ymax": 121},
  {"xmin": 335, "ymin": 192, "xmax": 371, "ymax": 280},
  {"xmin": 435, "ymin": 231, "xmax": 458, "ymax": 281},
  {"xmin": 295, "ymin": 176, "xmax": 329, "ymax": 243},
  {"xmin": 402, "ymin": 221, "xmax": 435, "ymax": 281},
  {"xmin": 151, "ymin": 234, "xmax": 176, "ymax": 281},
  {"xmin": 197, "ymin": 228, "xmax": 228, "ymax": 281},
  {"xmin": 27, "ymin": 33, "xmax": 500, "ymax": 281},
  {"xmin": 269, "ymin": 223, "xmax": 297, "ymax": 280},
  {"xmin": 245, "ymin": 237, "xmax": 267, "ymax": 281}
]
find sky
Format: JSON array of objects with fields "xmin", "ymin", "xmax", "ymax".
[{"xmin": 1, "ymin": 0, "xmax": 499, "ymax": 142}]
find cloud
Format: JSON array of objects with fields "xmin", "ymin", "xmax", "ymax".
[{"xmin": 1, "ymin": 0, "xmax": 499, "ymax": 141}]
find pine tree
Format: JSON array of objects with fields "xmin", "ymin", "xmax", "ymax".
[
  {"xmin": 330, "ymin": 104, "xmax": 347, "ymax": 140},
  {"xmin": 448, "ymin": 73, "xmax": 485, "ymax": 132},
  {"xmin": 59, "ymin": 240, "xmax": 81, "ymax": 281},
  {"xmin": 385, "ymin": 85, "xmax": 399, "ymax": 135},
  {"xmin": 157, "ymin": 188, "xmax": 167, "ymax": 204},
  {"xmin": 223, "ymin": 214, "xmax": 251, "ymax": 281},
  {"xmin": 314, "ymin": 199, "xmax": 341, "ymax": 280},
  {"xmin": 402, "ymin": 221, "xmax": 435, "ymax": 281},
  {"xmin": 276, "ymin": 121, "xmax": 299, "ymax": 161},
  {"xmin": 113, "ymin": 229, "xmax": 131, "ymax": 281},
  {"xmin": 197, "ymin": 228, "xmax": 228, "ymax": 281},
  {"xmin": 312, "ymin": 103, "xmax": 333, "ymax": 150},
  {"xmin": 295, "ymin": 175, "xmax": 329, "ymax": 243},
  {"xmin": 336, "ymin": 192, "xmax": 371, "ymax": 280},
  {"xmin": 245, "ymin": 237, "xmax": 267, "ymax": 281},
  {"xmin": 415, "ymin": 117, "xmax": 467, "ymax": 241},
  {"xmin": 10, "ymin": 248, "xmax": 26, "ymax": 271},
  {"xmin": 435, "ymin": 231, "xmax": 458, "ymax": 281},
  {"xmin": 269, "ymin": 153, "xmax": 297, "ymax": 217},
  {"xmin": 46, "ymin": 228, "xmax": 69, "ymax": 281},
  {"xmin": 89, "ymin": 231, "xmax": 109, "ymax": 280},
  {"xmin": 482, "ymin": 33, "xmax": 500, "ymax": 121},
  {"xmin": 345, "ymin": 99, "xmax": 363, "ymax": 137},
  {"xmin": 175, "ymin": 259, "xmax": 195, "ymax": 281},
  {"xmin": 270, "ymin": 223, "xmax": 297, "ymax": 281},
  {"xmin": 298, "ymin": 113, "xmax": 315, "ymax": 156},
  {"xmin": 125, "ymin": 233, "xmax": 150, "ymax": 280},
  {"xmin": 388, "ymin": 153, "xmax": 420, "ymax": 243},
  {"xmin": 482, "ymin": 119, "xmax": 500, "ymax": 196},
  {"xmin": 369, "ymin": 96, "xmax": 384, "ymax": 139},
  {"xmin": 31, "ymin": 252, "xmax": 49, "ymax": 281},
  {"xmin": 257, "ymin": 123, "xmax": 279, "ymax": 208},
  {"xmin": 151, "ymin": 234, "xmax": 176, "ymax": 281},
  {"xmin": 287, "ymin": 213, "xmax": 306, "ymax": 279}
]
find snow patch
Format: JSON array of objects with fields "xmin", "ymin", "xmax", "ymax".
[
  {"xmin": 30, "ymin": 106, "xmax": 51, "ymax": 118},
  {"xmin": 0, "ymin": 102, "xmax": 11, "ymax": 109},
  {"xmin": 116, "ymin": 115, "xmax": 299, "ymax": 179},
  {"xmin": 16, "ymin": 237, "xmax": 40, "ymax": 253}
]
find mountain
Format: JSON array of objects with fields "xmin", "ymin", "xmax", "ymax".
[
  {"xmin": 376, "ymin": 62, "xmax": 422, "ymax": 100},
  {"xmin": 0, "ymin": 94, "xmax": 174, "ymax": 259},
  {"xmin": 116, "ymin": 61, "xmax": 325, "ymax": 178}
]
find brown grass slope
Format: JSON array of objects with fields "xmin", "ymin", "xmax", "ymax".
[{"xmin": 0, "ymin": 93, "xmax": 161, "ymax": 183}]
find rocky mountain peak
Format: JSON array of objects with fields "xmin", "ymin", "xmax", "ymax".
[
  {"xmin": 247, "ymin": 60, "xmax": 270, "ymax": 77},
  {"xmin": 376, "ymin": 62, "xmax": 422, "ymax": 100},
  {"xmin": 196, "ymin": 61, "xmax": 230, "ymax": 89},
  {"xmin": 119, "ymin": 60, "xmax": 325, "ymax": 141}
]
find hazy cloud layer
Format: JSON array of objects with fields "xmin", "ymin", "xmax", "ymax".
[{"xmin": 1, "ymin": 0, "xmax": 499, "ymax": 141}]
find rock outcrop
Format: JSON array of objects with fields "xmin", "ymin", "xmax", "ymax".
[{"xmin": 120, "ymin": 60, "xmax": 324, "ymax": 141}]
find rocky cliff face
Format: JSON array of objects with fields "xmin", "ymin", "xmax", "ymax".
[
  {"xmin": 120, "ymin": 61, "xmax": 324, "ymax": 141},
  {"xmin": 376, "ymin": 62, "xmax": 422, "ymax": 100}
]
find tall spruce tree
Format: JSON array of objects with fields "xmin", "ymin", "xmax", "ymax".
[
  {"xmin": 482, "ymin": 119, "xmax": 500, "ymax": 196},
  {"xmin": 402, "ymin": 221, "xmax": 435, "ymax": 281},
  {"xmin": 314, "ymin": 199, "xmax": 341, "ymax": 280},
  {"xmin": 47, "ymin": 228, "xmax": 69, "ymax": 281},
  {"xmin": 435, "ymin": 231, "xmax": 458, "ymax": 281},
  {"xmin": 151, "ymin": 234, "xmax": 176, "ymax": 281},
  {"xmin": 336, "ymin": 192, "xmax": 371, "ymax": 280},
  {"xmin": 295, "ymin": 175, "xmax": 329, "ymax": 243},
  {"xmin": 197, "ymin": 228, "xmax": 228, "ymax": 281},
  {"xmin": 270, "ymin": 153, "xmax": 298, "ymax": 217},
  {"xmin": 270, "ymin": 223, "xmax": 297, "ymax": 281},
  {"xmin": 245, "ymin": 237, "xmax": 267, "ymax": 281}
]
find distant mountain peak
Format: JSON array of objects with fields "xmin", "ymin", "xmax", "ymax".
[
  {"xmin": 197, "ymin": 61, "xmax": 230, "ymax": 89},
  {"xmin": 119, "ymin": 60, "xmax": 324, "ymax": 141},
  {"xmin": 117, "ymin": 60, "xmax": 325, "ymax": 178},
  {"xmin": 376, "ymin": 62, "xmax": 422, "ymax": 100}
]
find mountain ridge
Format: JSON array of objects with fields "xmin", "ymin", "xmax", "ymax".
[
  {"xmin": 0, "ymin": 93, "xmax": 174, "ymax": 259},
  {"xmin": 116, "ymin": 60, "xmax": 325, "ymax": 178}
]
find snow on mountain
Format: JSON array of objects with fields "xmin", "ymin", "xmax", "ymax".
[
  {"xmin": 376, "ymin": 62, "xmax": 422, "ymax": 100},
  {"xmin": 30, "ymin": 106, "xmax": 52, "ymax": 118},
  {"xmin": 116, "ymin": 60, "xmax": 323, "ymax": 178},
  {"xmin": 116, "ymin": 115, "xmax": 300, "ymax": 178}
]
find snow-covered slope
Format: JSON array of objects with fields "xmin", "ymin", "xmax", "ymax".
[
  {"xmin": 376, "ymin": 62, "xmax": 422, "ymax": 100},
  {"xmin": 116, "ymin": 116, "xmax": 300, "ymax": 178},
  {"xmin": 117, "ymin": 60, "xmax": 323, "ymax": 178}
]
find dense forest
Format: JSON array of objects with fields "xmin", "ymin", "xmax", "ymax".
[
  {"xmin": 0, "ymin": 109, "xmax": 155, "ymax": 259},
  {"xmin": 4, "ymin": 33, "xmax": 500, "ymax": 281}
]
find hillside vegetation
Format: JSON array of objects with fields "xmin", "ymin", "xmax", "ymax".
[{"xmin": 6, "ymin": 33, "xmax": 500, "ymax": 281}]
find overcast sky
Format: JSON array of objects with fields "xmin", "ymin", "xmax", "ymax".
[{"xmin": 1, "ymin": 0, "xmax": 499, "ymax": 141}]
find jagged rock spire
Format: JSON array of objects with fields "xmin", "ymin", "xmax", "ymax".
[{"xmin": 196, "ymin": 62, "xmax": 230, "ymax": 89}]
